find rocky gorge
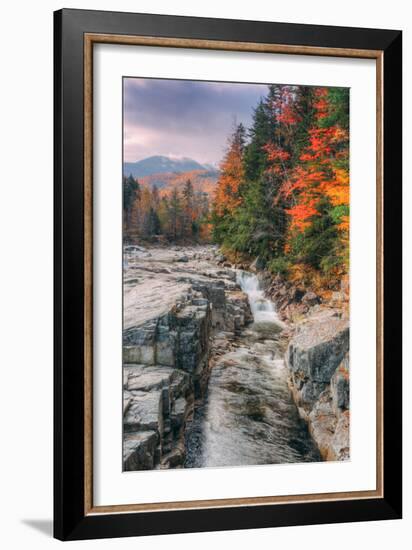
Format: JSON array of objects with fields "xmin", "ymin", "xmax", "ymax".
[
  {"xmin": 265, "ymin": 271, "xmax": 350, "ymax": 461},
  {"xmin": 123, "ymin": 245, "xmax": 252, "ymax": 470},
  {"xmin": 123, "ymin": 245, "xmax": 349, "ymax": 470}
]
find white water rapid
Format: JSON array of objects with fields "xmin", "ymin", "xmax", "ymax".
[{"xmin": 236, "ymin": 271, "xmax": 284, "ymax": 328}]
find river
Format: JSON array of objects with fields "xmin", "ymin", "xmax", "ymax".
[{"xmin": 185, "ymin": 269, "xmax": 321, "ymax": 468}]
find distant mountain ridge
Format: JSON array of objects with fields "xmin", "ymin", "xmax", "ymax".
[
  {"xmin": 124, "ymin": 155, "xmax": 214, "ymax": 178},
  {"xmin": 139, "ymin": 169, "xmax": 218, "ymax": 195}
]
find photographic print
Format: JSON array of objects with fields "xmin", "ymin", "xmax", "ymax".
[
  {"xmin": 122, "ymin": 77, "xmax": 350, "ymax": 471},
  {"xmin": 54, "ymin": 11, "xmax": 402, "ymax": 539}
]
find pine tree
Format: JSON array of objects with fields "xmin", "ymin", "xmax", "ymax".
[
  {"xmin": 168, "ymin": 187, "xmax": 182, "ymax": 241},
  {"xmin": 210, "ymin": 83, "xmax": 349, "ymax": 285},
  {"xmin": 182, "ymin": 179, "xmax": 195, "ymax": 238},
  {"xmin": 142, "ymin": 207, "xmax": 161, "ymax": 237},
  {"xmin": 243, "ymin": 100, "xmax": 272, "ymax": 181},
  {"xmin": 123, "ymin": 174, "xmax": 140, "ymax": 234},
  {"xmin": 157, "ymin": 196, "xmax": 170, "ymax": 236},
  {"xmin": 151, "ymin": 184, "xmax": 160, "ymax": 210}
]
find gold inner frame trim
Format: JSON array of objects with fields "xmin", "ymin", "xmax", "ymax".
[{"xmin": 84, "ymin": 32, "xmax": 384, "ymax": 515}]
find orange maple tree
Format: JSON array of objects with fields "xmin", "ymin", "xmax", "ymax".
[
  {"xmin": 214, "ymin": 124, "xmax": 246, "ymax": 216},
  {"xmin": 279, "ymin": 88, "xmax": 350, "ymax": 235}
]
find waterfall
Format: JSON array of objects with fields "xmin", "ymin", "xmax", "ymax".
[{"xmin": 237, "ymin": 271, "xmax": 282, "ymax": 326}]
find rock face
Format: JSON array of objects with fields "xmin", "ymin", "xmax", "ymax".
[
  {"xmin": 285, "ymin": 312, "xmax": 350, "ymax": 461},
  {"xmin": 123, "ymin": 246, "xmax": 251, "ymax": 470},
  {"xmin": 124, "ymin": 290, "xmax": 210, "ymax": 394},
  {"xmin": 264, "ymin": 276, "xmax": 311, "ymax": 322}
]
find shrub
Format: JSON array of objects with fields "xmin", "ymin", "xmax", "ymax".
[{"xmin": 268, "ymin": 257, "xmax": 290, "ymax": 277}]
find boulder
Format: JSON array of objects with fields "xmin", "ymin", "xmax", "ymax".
[
  {"xmin": 122, "ymin": 365, "xmax": 193, "ymax": 470},
  {"xmin": 123, "ymin": 431, "xmax": 159, "ymax": 470},
  {"xmin": 123, "ymin": 389, "xmax": 164, "ymax": 433},
  {"xmin": 169, "ymin": 369, "xmax": 192, "ymax": 401},
  {"xmin": 330, "ymin": 410, "xmax": 350, "ymax": 460},
  {"xmin": 286, "ymin": 316, "xmax": 349, "ymax": 410},
  {"xmin": 308, "ymin": 389, "xmax": 337, "ymax": 458},
  {"xmin": 285, "ymin": 311, "xmax": 350, "ymax": 462},
  {"xmin": 289, "ymin": 287, "xmax": 305, "ymax": 303},
  {"xmin": 175, "ymin": 303, "xmax": 209, "ymax": 375},
  {"xmin": 330, "ymin": 291, "xmax": 346, "ymax": 307},
  {"xmin": 302, "ymin": 291, "xmax": 320, "ymax": 306},
  {"xmin": 308, "ymin": 389, "xmax": 350, "ymax": 461},
  {"xmin": 249, "ymin": 256, "xmax": 266, "ymax": 272},
  {"xmin": 170, "ymin": 396, "xmax": 189, "ymax": 431},
  {"xmin": 160, "ymin": 445, "xmax": 185, "ymax": 468},
  {"xmin": 331, "ymin": 353, "xmax": 350, "ymax": 411},
  {"xmin": 123, "ymin": 320, "xmax": 157, "ymax": 365},
  {"xmin": 155, "ymin": 317, "xmax": 178, "ymax": 366},
  {"xmin": 124, "ymin": 365, "xmax": 175, "ymax": 392}
]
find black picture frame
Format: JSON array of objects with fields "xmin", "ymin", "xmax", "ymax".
[{"xmin": 54, "ymin": 8, "xmax": 402, "ymax": 541}]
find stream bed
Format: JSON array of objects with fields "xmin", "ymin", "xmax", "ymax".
[{"xmin": 185, "ymin": 270, "xmax": 321, "ymax": 467}]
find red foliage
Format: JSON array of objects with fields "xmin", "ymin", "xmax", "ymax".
[
  {"xmin": 274, "ymin": 88, "xmax": 349, "ymax": 235},
  {"xmin": 272, "ymin": 86, "xmax": 302, "ymax": 126},
  {"xmin": 264, "ymin": 144, "xmax": 290, "ymax": 162},
  {"xmin": 277, "ymin": 104, "xmax": 301, "ymax": 125},
  {"xmin": 313, "ymin": 88, "xmax": 329, "ymax": 120},
  {"xmin": 286, "ymin": 201, "xmax": 318, "ymax": 231}
]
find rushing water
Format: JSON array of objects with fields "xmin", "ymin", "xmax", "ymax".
[
  {"xmin": 185, "ymin": 271, "xmax": 321, "ymax": 468},
  {"xmin": 237, "ymin": 271, "xmax": 283, "ymax": 326}
]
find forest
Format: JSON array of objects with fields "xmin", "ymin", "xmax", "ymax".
[
  {"xmin": 123, "ymin": 175, "xmax": 211, "ymax": 243},
  {"xmin": 212, "ymin": 84, "xmax": 349, "ymax": 288},
  {"xmin": 123, "ymin": 83, "xmax": 349, "ymax": 289}
]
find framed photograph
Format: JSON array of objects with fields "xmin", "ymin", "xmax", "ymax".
[{"xmin": 54, "ymin": 8, "xmax": 402, "ymax": 541}]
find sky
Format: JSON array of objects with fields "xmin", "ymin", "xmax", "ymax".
[{"xmin": 123, "ymin": 78, "xmax": 269, "ymax": 166}]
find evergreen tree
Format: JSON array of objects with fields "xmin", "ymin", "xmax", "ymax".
[
  {"xmin": 243, "ymin": 99, "xmax": 272, "ymax": 181},
  {"xmin": 211, "ymin": 83, "xmax": 349, "ymax": 285},
  {"xmin": 168, "ymin": 187, "xmax": 182, "ymax": 241},
  {"xmin": 123, "ymin": 174, "xmax": 140, "ymax": 233},
  {"xmin": 142, "ymin": 207, "xmax": 161, "ymax": 237},
  {"xmin": 151, "ymin": 184, "xmax": 160, "ymax": 210},
  {"xmin": 219, "ymin": 85, "xmax": 293, "ymax": 259},
  {"xmin": 182, "ymin": 179, "xmax": 195, "ymax": 238},
  {"xmin": 291, "ymin": 196, "xmax": 340, "ymax": 273},
  {"xmin": 157, "ymin": 196, "xmax": 170, "ymax": 235}
]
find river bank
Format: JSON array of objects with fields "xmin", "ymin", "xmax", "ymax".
[{"xmin": 123, "ymin": 244, "xmax": 349, "ymax": 470}]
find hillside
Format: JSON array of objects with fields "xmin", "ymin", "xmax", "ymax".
[{"xmin": 139, "ymin": 169, "xmax": 218, "ymax": 196}]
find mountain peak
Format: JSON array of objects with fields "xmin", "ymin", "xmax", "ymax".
[{"xmin": 124, "ymin": 155, "xmax": 209, "ymax": 178}]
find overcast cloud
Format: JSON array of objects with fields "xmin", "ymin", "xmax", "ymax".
[{"xmin": 123, "ymin": 78, "xmax": 268, "ymax": 165}]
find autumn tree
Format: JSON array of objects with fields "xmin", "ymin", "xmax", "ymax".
[
  {"xmin": 281, "ymin": 87, "xmax": 349, "ymax": 275},
  {"xmin": 214, "ymin": 124, "xmax": 246, "ymax": 215},
  {"xmin": 212, "ymin": 123, "xmax": 246, "ymax": 243},
  {"xmin": 211, "ymin": 83, "xmax": 350, "ymax": 285}
]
